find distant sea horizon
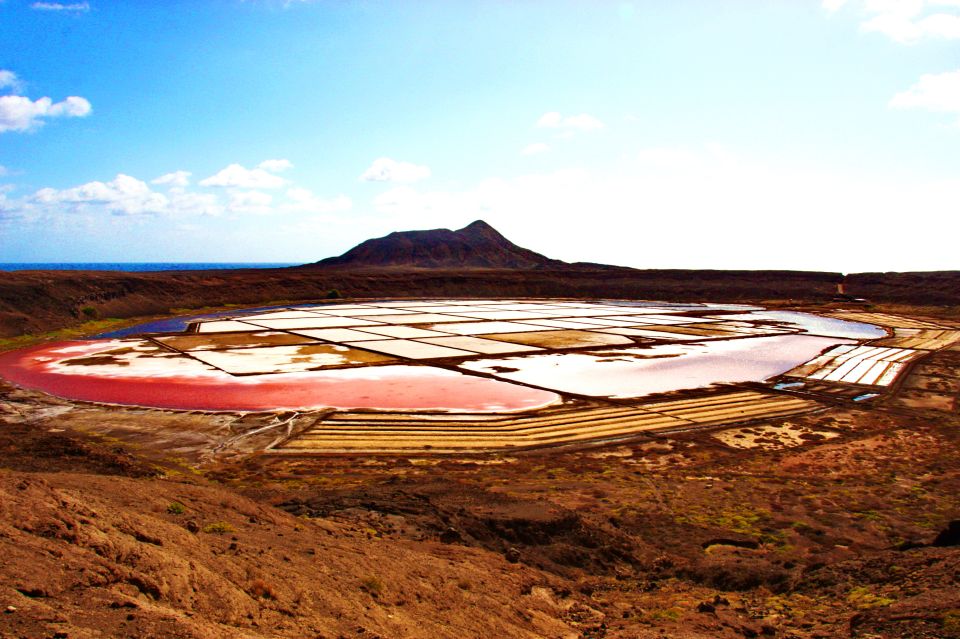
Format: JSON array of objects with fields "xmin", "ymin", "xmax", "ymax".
[{"xmin": 0, "ymin": 263, "xmax": 302, "ymax": 272}]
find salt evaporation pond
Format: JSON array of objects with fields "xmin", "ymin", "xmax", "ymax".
[
  {"xmin": 710, "ymin": 311, "xmax": 888, "ymax": 340},
  {"xmin": 460, "ymin": 334, "xmax": 853, "ymax": 399},
  {"xmin": 0, "ymin": 300, "xmax": 887, "ymax": 412},
  {"xmin": 0, "ymin": 342, "xmax": 559, "ymax": 412}
]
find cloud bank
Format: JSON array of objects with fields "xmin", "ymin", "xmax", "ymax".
[
  {"xmin": 9, "ymin": 159, "xmax": 350, "ymax": 221},
  {"xmin": 0, "ymin": 70, "xmax": 92, "ymax": 133},
  {"xmin": 890, "ymin": 68, "xmax": 960, "ymax": 123},
  {"xmin": 825, "ymin": 0, "xmax": 960, "ymax": 43}
]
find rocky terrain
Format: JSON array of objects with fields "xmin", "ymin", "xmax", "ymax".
[{"xmin": 0, "ymin": 330, "xmax": 959, "ymax": 638}]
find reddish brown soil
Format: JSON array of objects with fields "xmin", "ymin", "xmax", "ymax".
[{"xmin": 0, "ymin": 303, "xmax": 958, "ymax": 638}]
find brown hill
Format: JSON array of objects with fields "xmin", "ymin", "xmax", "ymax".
[{"xmin": 313, "ymin": 220, "xmax": 563, "ymax": 269}]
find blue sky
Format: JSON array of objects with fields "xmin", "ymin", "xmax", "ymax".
[{"xmin": 1, "ymin": 0, "xmax": 958, "ymax": 271}]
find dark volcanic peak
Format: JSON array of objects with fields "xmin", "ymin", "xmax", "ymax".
[{"xmin": 315, "ymin": 220, "xmax": 564, "ymax": 269}]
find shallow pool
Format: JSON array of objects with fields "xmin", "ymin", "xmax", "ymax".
[{"xmin": 460, "ymin": 334, "xmax": 852, "ymax": 398}]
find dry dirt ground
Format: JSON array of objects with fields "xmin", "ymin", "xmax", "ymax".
[{"xmin": 1, "ymin": 304, "xmax": 959, "ymax": 639}]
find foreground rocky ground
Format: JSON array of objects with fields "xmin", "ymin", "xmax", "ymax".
[{"xmin": 1, "ymin": 304, "xmax": 958, "ymax": 638}]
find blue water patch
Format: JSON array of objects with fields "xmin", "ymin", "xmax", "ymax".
[
  {"xmin": 774, "ymin": 382, "xmax": 805, "ymax": 390},
  {"xmin": 853, "ymin": 393, "xmax": 880, "ymax": 402},
  {"xmin": 95, "ymin": 302, "xmax": 334, "ymax": 338},
  {"xmin": 0, "ymin": 263, "xmax": 300, "ymax": 272}
]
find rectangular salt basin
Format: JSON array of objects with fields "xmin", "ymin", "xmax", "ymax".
[
  {"xmin": 474, "ymin": 303, "xmax": 572, "ymax": 311},
  {"xmin": 540, "ymin": 308, "xmax": 630, "ymax": 317},
  {"xmin": 295, "ymin": 304, "xmax": 381, "ymax": 311},
  {"xmin": 188, "ymin": 344, "xmax": 395, "ymax": 375},
  {"xmin": 155, "ymin": 331, "xmax": 321, "ymax": 351},
  {"xmin": 571, "ymin": 317, "xmax": 653, "ymax": 328},
  {"xmin": 546, "ymin": 303, "xmax": 616, "ymax": 310},
  {"xmin": 595, "ymin": 327, "xmax": 686, "ymax": 339},
  {"xmin": 196, "ymin": 320, "xmax": 263, "ymax": 333},
  {"xmin": 311, "ymin": 307, "xmax": 415, "ymax": 317},
  {"xmin": 346, "ymin": 301, "xmax": 438, "ymax": 307},
  {"xmin": 244, "ymin": 317, "xmax": 385, "ymax": 330},
  {"xmin": 449, "ymin": 310, "xmax": 564, "ymax": 321},
  {"xmin": 614, "ymin": 325, "xmax": 731, "ymax": 340},
  {"xmin": 240, "ymin": 310, "xmax": 331, "ymax": 320},
  {"xmin": 480, "ymin": 330, "xmax": 634, "ymax": 349},
  {"xmin": 395, "ymin": 305, "xmax": 503, "ymax": 313},
  {"xmin": 416, "ymin": 336, "xmax": 543, "ymax": 354},
  {"xmin": 605, "ymin": 315, "xmax": 712, "ymax": 325},
  {"xmin": 460, "ymin": 334, "xmax": 852, "ymax": 398},
  {"xmin": 354, "ymin": 325, "xmax": 451, "ymax": 339},
  {"xmin": 855, "ymin": 360, "xmax": 893, "ymax": 386},
  {"xmin": 291, "ymin": 328, "xmax": 388, "ymax": 342},
  {"xmin": 584, "ymin": 307, "xmax": 681, "ymax": 316},
  {"xmin": 355, "ymin": 313, "xmax": 474, "ymax": 325},
  {"xmin": 345, "ymin": 339, "xmax": 475, "ymax": 359},
  {"xmin": 516, "ymin": 318, "xmax": 618, "ymax": 330},
  {"xmin": 876, "ymin": 362, "xmax": 905, "ymax": 386},
  {"xmin": 437, "ymin": 321, "xmax": 562, "ymax": 335}
]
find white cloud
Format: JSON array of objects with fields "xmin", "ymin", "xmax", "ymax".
[
  {"xmin": 535, "ymin": 111, "xmax": 604, "ymax": 132},
  {"xmin": 257, "ymin": 158, "xmax": 293, "ymax": 173},
  {"xmin": 890, "ymin": 69, "xmax": 960, "ymax": 122},
  {"xmin": 0, "ymin": 94, "xmax": 92, "ymax": 133},
  {"xmin": 5, "ymin": 157, "xmax": 349, "ymax": 223},
  {"xmin": 151, "ymin": 170, "xmax": 192, "ymax": 188},
  {"xmin": 199, "ymin": 163, "xmax": 289, "ymax": 189},
  {"xmin": 360, "ymin": 157, "xmax": 431, "ymax": 184},
  {"xmin": 0, "ymin": 70, "xmax": 22, "ymax": 93},
  {"xmin": 521, "ymin": 142, "xmax": 550, "ymax": 156},
  {"xmin": 0, "ymin": 165, "xmax": 8, "ymax": 177},
  {"xmin": 167, "ymin": 190, "xmax": 223, "ymax": 217},
  {"xmin": 286, "ymin": 187, "xmax": 314, "ymax": 203},
  {"xmin": 834, "ymin": 0, "xmax": 960, "ymax": 42},
  {"xmin": 33, "ymin": 174, "xmax": 168, "ymax": 216},
  {"xmin": 30, "ymin": 2, "xmax": 90, "ymax": 11}
]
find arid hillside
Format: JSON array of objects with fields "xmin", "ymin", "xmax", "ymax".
[{"xmin": 1, "ymin": 318, "xmax": 959, "ymax": 638}]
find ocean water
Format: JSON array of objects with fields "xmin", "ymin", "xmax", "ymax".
[{"xmin": 0, "ymin": 263, "xmax": 300, "ymax": 272}]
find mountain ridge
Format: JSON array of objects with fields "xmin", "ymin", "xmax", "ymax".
[{"xmin": 312, "ymin": 220, "xmax": 565, "ymax": 269}]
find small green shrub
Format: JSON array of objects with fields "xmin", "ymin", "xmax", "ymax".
[
  {"xmin": 360, "ymin": 575, "xmax": 384, "ymax": 596},
  {"xmin": 166, "ymin": 501, "xmax": 186, "ymax": 515},
  {"xmin": 326, "ymin": 289, "xmax": 343, "ymax": 299},
  {"xmin": 943, "ymin": 609, "xmax": 960, "ymax": 633},
  {"xmin": 847, "ymin": 586, "xmax": 895, "ymax": 609},
  {"xmin": 202, "ymin": 521, "xmax": 235, "ymax": 534},
  {"xmin": 80, "ymin": 305, "xmax": 98, "ymax": 319}
]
